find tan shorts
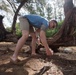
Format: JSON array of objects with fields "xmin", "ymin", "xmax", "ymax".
[{"xmin": 19, "ymin": 17, "xmax": 34, "ymax": 32}]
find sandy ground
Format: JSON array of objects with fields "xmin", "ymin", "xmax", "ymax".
[{"xmin": 0, "ymin": 42, "xmax": 76, "ymax": 75}]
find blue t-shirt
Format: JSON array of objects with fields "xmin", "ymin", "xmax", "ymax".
[{"xmin": 23, "ymin": 14, "xmax": 49, "ymax": 29}]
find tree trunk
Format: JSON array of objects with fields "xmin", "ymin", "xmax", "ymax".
[
  {"xmin": 0, "ymin": 15, "xmax": 12, "ymax": 41},
  {"xmin": 64, "ymin": 0, "xmax": 74, "ymax": 16}
]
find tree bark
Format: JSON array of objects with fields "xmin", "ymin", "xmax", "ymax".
[
  {"xmin": 0, "ymin": 15, "xmax": 12, "ymax": 41},
  {"xmin": 64, "ymin": 0, "xmax": 74, "ymax": 16}
]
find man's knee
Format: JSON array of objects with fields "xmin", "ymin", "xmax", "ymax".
[{"xmin": 22, "ymin": 30, "xmax": 29, "ymax": 37}]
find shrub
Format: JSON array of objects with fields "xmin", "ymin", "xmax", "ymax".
[
  {"xmin": 46, "ymin": 28, "xmax": 58, "ymax": 38},
  {"xmin": 16, "ymin": 23, "xmax": 22, "ymax": 37}
]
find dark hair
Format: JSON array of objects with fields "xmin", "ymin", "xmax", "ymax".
[{"xmin": 51, "ymin": 20, "xmax": 58, "ymax": 27}]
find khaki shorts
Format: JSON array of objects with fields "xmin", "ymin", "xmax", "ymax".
[{"xmin": 19, "ymin": 17, "xmax": 34, "ymax": 32}]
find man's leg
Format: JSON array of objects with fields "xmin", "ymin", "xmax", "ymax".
[
  {"xmin": 11, "ymin": 17, "xmax": 30, "ymax": 61},
  {"xmin": 11, "ymin": 30, "xmax": 29, "ymax": 61},
  {"xmin": 30, "ymin": 26, "xmax": 37, "ymax": 55},
  {"xmin": 30, "ymin": 32, "xmax": 37, "ymax": 55}
]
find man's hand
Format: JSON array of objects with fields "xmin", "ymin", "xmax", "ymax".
[{"xmin": 46, "ymin": 48, "xmax": 54, "ymax": 56}]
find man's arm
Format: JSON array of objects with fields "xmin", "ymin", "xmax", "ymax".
[
  {"xmin": 40, "ymin": 30, "xmax": 53, "ymax": 56},
  {"xmin": 40, "ymin": 30, "xmax": 49, "ymax": 50}
]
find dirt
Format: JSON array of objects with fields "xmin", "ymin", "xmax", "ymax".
[{"xmin": 0, "ymin": 42, "xmax": 76, "ymax": 75}]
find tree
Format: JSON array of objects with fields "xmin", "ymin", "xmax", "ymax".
[
  {"xmin": 47, "ymin": 0, "xmax": 76, "ymax": 51},
  {"xmin": 46, "ymin": 3, "xmax": 53, "ymax": 20},
  {"xmin": 0, "ymin": 0, "xmax": 28, "ymax": 41},
  {"xmin": 0, "ymin": 0, "xmax": 47, "ymax": 41},
  {"xmin": 56, "ymin": 0, "xmax": 64, "ymax": 21},
  {"xmin": 6, "ymin": 0, "xmax": 17, "ymax": 13},
  {"xmin": 0, "ymin": 15, "xmax": 6, "ymax": 41},
  {"xmin": 64, "ymin": 0, "xmax": 74, "ymax": 16},
  {"xmin": 0, "ymin": 15, "xmax": 12, "ymax": 41}
]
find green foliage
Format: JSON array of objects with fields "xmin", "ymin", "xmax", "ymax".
[
  {"xmin": 16, "ymin": 23, "xmax": 22, "ymax": 37},
  {"xmin": 6, "ymin": 23, "xmax": 22, "ymax": 37},
  {"xmin": 57, "ymin": 20, "xmax": 63, "ymax": 29},
  {"xmin": 46, "ymin": 28, "xmax": 58, "ymax": 38},
  {"xmin": 46, "ymin": 4, "xmax": 53, "ymax": 20}
]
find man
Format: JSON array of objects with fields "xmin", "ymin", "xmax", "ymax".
[{"xmin": 10, "ymin": 14, "xmax": 58, "ymax": 64}]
